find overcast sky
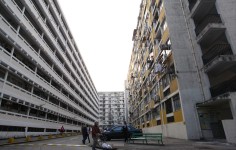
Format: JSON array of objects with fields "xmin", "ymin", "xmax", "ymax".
[{"xmin": 57, "ymin": 0, "xmax": 141, "ymax": 92}]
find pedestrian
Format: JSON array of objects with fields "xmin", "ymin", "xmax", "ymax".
[
  {"xmin": 81, "ymin": 124, "xmax": 88, "ymax": 144},
  {"xmin": 92, "ymin": 121, "xmax": 101, "ymax": 150},
  {"xmin": 87, "ymin": 125, "xmax": 91, "ymax": 143},
  {"xmin": 122, "ymin": 121, "xmax": 129, "ymax": 143},
  {"xmin": 59, "ymin": 126, "xmax": 65, "ymax": 135}
]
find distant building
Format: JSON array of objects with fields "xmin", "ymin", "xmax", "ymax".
[
  {"xmin": 0, "ymin": 0, "xmax": 99, "ymax": 139},
  {"xmin": 98, "ymin": 92, "xmax": 125, "ymax": 128},
  {"xmin": 127, "ymin": 0, "xmax": 236, "ymax": 144}
]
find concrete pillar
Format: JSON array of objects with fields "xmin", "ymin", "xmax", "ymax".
[
  {"xmin": 230, "ymin": 93, "xmax": 236, "ymax": 120},
  {"xmin": 4, "ymin": 71, "xmax": 8, "ymax": 81},
  {"xmin": 25, "ymin": 127, "xmax": 28, "ymax": 137},
  {"xmin": 22, "ymin": 7, "xmax": 26, "ymax": 14},
  {"xmin": 31, "ymin": 86, "xmax": 34, "ymax": 94},
  {"xmin": 34, "ymin": 66, "xmax": 38, "ymax": 74},
  {"xmin": 41, "ymin": 33, "xmax": 44, "ymax": 39},
  {"xmin": 222, "ymin": 93, "xmax": 236, "ymax": 144},
  {"xmin": 57, "ymin": 115, "xmax": 59, "ymax": 123},
  {"xmin": 27, "ymin": 107, "xmax": 31, "ymax": 116}
]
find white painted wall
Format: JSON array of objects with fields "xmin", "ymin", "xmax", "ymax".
[
  {"xmin": 222, "ymin": 119, "xmax": 236, "ymax": 144},
  {"xmin": 222, "ymin": 93, "xmax": 236, "ymax": 144},
  {"xmin": 142, "ymin": 122, "xmax": 188, "ymax": 139}
]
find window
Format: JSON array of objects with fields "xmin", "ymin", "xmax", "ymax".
[
  {"xmin": 162, "ymin": 75, "xmax": 170, "ymax": 89},
  {"xmin": 0, "ymin": 125, "xmax": 24, "ymax": 132},
  {"xmin": 167, "ymin": 116, "xmax": 174, "ymax": 123},
  {"xmin": 46, "ymin": 129, "xmax": 57, "ymax": 132},
  {"xmin": 28, "ymin": 127, "xmax": 44, "ymax": 132},
  {"xmin": 0, "ymin": 67, "xmax": 6, "ymax": 79},
  {"xmin": 157, "ymin": 120, "xmax": 161, "ymax": 125},
  {"xmin": 165, "ymin": 99, "xmax": 173, "ymax": 114},
  {"xmin": 173, "ymin": 94, "xmax": 181, "ymax": 111}
]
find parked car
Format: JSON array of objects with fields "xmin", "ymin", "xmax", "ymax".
[{"xmin": 102, "ymin": 125, "xmax": 142, "ymax": 141}]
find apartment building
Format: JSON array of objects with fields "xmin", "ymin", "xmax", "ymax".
[
  {"xmin": 126, "ymin": 0, "xmax": 236, "ymax": 143},
  {"xmin": 98, "ymin": 92, "xmax": 125, "ymax": 129},
  {"xmin": 0, "ymin": 0, "xmax": 99, "ymax": 139}
]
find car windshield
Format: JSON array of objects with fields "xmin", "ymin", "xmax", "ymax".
[
  {"xmin": 113, "ymin": 126, "xmax": 123, "ymax": 131},
  {"xmin": 128, "ymin": 126, "xmax": 136, "ymax": 130}
]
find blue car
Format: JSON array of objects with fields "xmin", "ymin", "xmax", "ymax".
[{"xmin": 102, "ymin": 125, "xmax": 142, "ymax": 141}]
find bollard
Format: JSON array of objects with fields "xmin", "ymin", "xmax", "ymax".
[
  {"xmin": 8, "ymin": 137, "xmax": 15, "ymax": 144},
  {"xmin": 25, "ymin": 136, "xmax": 31, "ymax": 142},
  {"xmin": 56, "ymin": 134, "xmax": 61, "ymax": 138},
  {"xmin": 38, "ymin": 135, "xmax": 43, "ymax": 140},
  {"xmin": 48, "ymin": 135, "xmax": 53, "ymax": 139}
]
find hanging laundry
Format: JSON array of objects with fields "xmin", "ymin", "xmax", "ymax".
[{"xmin": 154, "ymin": 63, "xmax": 162, "ymax": 73}]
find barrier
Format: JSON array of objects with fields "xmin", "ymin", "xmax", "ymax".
[
  {"xmin": 1, "ymin": 133, "xmax": 79, "ymax": 146},
  {"xmin": 8, "ymin": 137, "xmax": 15, "ymax": 144},
  {"xmin": 25, "ymin": 136, "xmax": 31, "ymax": 142},
  {"xmin": 48, "ymin": 135, "xmax": 53, "ymax": 139},
  {"xmin": 37, "ymin": 135, "xmax": 43, "ymax": 140}
]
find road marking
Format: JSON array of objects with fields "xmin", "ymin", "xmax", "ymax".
[
  {"xmin": 69, "ymin": 137, "xmax": 80, "ymax": 140},
  {"xmin": 9, "ymin": 143, "xmax": 88, "ymax": 147}
]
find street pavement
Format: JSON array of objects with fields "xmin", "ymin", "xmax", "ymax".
[{"xmin": 0, "ymin": 135, "xmax": 236, "ymax": 150}]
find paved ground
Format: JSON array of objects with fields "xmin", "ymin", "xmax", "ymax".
[{"xmin": 0, "ymin": 135, "xmax": 236, "ymax": 150}]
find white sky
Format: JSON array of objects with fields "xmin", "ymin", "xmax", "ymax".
[{"xmin": 57, "ymin": 0, "xmax": 141, "ymax": 92}]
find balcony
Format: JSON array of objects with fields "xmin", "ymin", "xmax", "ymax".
[
  {"xmin": 195, "ymin": 14, "xmax": 222, "ymax": 36},
  {"xmin": 197, "ymin": 23, "xmax": 225, "ymax": 45},
  {"xmin": 190, "ymin": 0, "xmax": 216, "ymax": 18},
  {"xmin": 202, "ymin": 43, "xmax": 233, "ymax": 65},
  {"xmin": 204, "ymin": 55, "xmax": 236, "ymax": 75}
]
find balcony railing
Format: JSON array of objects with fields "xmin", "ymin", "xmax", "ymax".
[
  {"xmin": 195, "ymin": 14, "xmax": 222, "ymax": 36},
  {"xmin": 202, "ymin": 43, "xmax": 232, "ymax": 65}
]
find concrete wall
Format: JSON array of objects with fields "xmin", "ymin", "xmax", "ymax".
[
  {"xmin": 202, "ymin": 130, "xmax": 214, "ymax": 139},
  {"xmin": 222, "ymin": 92, "xmax": 236, "ymax": 144},
  {"xmin": 222, "ymin": 119, "xmax": 236, "ymax": 144},
  {"xmin": 216, "ymin": 0, "xmax": 236, "ymax": 143},
  {"xmin": 0, "ymin": 132, "xmax": 57, "ymax": 139},
  {"xmin": 163, "ymin": 0, "xmax": 211, "ymax": 139},
  {"xmin": 229, "ymin": 92, "xmax": 236, "ymax": 120},
  {"xmin": 142, "ymin": 122, "xmax": 188, "ymax": 139},
  {"xmin": 216, "ymin": 0, "xmax": 236, "ymax": 54}
]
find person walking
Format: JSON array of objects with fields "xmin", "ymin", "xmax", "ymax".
[
  {"xmin": 87, "ymin": 125, "xmax": 91, "ymax": 143},
  {"xmin": 122, "ymin": 121, "xmax": 129, "ymax": 143},
  {"xmin": 92, "ymin": 121, "xmax": 101, "ymax": 150},
  {"xmin": 82, "ymin": 124, "xmax": 88, "ymax": 144}
]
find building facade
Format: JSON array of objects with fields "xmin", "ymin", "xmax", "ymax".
[
  {"xmin": 98, "ymin": 92, "xmax": 125, "ymax": 129},
  {"xmin": 0, "ymin": 0, "xmax": 99, "ymax": 139},
  {"xmin": 127, "ymin": 0, "xmax": 236, "ymax": 143}
]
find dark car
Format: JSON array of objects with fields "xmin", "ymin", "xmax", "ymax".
[{"xmin": 102, "ymin": 125, "xmax": 142, "ymax": 141}]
